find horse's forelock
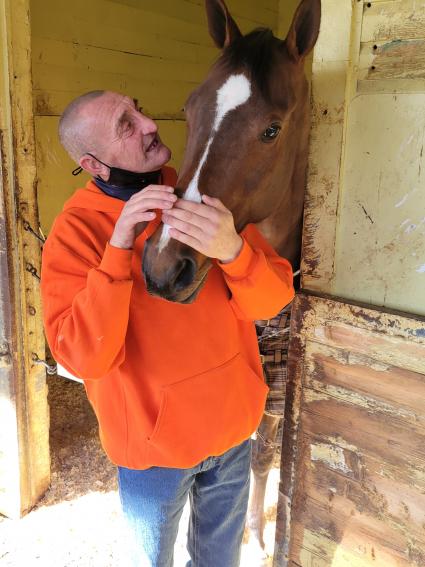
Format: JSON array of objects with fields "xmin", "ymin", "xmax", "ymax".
[{"xmin": 220, "ymin": 28, "xmax": 286, "ymax": 107}]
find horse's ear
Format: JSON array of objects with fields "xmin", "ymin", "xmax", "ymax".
[
  {"xmin": 205, "ymin": 0, "xmax": 242, "ymax": 49},
  {"xmin": 285, "ymin": 0, "xmax": 321, "ymax": 62}
]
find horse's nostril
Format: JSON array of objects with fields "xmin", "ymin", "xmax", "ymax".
[{"xmin": 173, "ymin": 258, "xmax": 196, "ymax": 291}]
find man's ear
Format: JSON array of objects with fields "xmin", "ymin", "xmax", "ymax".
[
  {"xmin": 285, "ymin": 0, "xmax": 321, "ymax": 62},
  {"xmin": 79, "ymin": 154, "xmax": 110, "ymax": 180},
  {"xmin": 205, "ymin": 0, "xmax": 242, "ymax": 49}
]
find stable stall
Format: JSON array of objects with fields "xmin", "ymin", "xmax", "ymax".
[{"xmin": 0, "ymin": 1, "xmax": 424, "ymax": 566}]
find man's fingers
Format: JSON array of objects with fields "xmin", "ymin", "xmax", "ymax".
[
  {"xmin": 173, "ymin": 198, "xmax": 220, "ymax": 220},
  {"xmin": 162, "ymin": 214, "xmax": 205, "ymax": 241},
  {"xmin": 169, "ymin": 228, "xmax": 203, "ymax": 253},
  {"xmin": 138, "ymin": 212, "xmax": 156, "ymax": 221},
  {"xmin": 129, "ymin": 185, "xmax": 176, "ymax": 204},
  {"xmin": 163, "ymin": 207, "xmax": 214, "ymax": 232},
  {"xmin": 131, "ymin": 184, "xmax": 175, "ymax": 197},
  {"xmin": 201, "ymin": 194, "xmax": 228, "ymax": 211},
  {"xmin": 127, "ymin": 197, "xmax": 175, "ymax": 212}
]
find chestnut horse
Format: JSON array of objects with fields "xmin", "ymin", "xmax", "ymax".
[{"xmin": 143, "ymin": 0, "xmax": 321, "ymax": 557}]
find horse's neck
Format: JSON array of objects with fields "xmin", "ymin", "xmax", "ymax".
[
  {"xmin": 256, "ymin": 207, "xmax": 303, "ymax": 268},
  {"xmin": 256, "ymin": 191, "xmax": 303, "ymax": 270}
]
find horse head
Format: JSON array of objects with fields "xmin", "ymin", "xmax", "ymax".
[{"xmin": 143, "ymin": 0, "xmax": 321, "ymax": 303}]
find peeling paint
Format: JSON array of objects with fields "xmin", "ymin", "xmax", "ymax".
[
  {"xmin": 395, "ymin": 193, "xmax": 409, "ymax": 208},
  {"xmin": 310, "ymin": 442, "xmax": 352, "ymax": 474},
  {"xmin": 307, "ymin": 379, "xmax": 417, "ymax": 422},
  {"xmin": 404, "ymin": 223, "xmax": 417, "ymax": 234}
]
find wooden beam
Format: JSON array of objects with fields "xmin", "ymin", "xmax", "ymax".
[{"xmin": 0, "ymin": 0, "xmax": 50, "ymax": 518}]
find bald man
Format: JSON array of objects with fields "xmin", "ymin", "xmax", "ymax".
[{"xmin": 41, "ymin": 90, "xmax": 294, "ymax": 567}]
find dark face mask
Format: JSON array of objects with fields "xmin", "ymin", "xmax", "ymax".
[{"xmin": 72, "ymin": 153, "xmax": 162, "ymax": 201}]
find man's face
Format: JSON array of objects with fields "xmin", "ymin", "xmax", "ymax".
[{"xmin": 83, "ymin": 92, "xmax": 171, "ymax": 173}]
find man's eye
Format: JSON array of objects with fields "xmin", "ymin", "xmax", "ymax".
[
  {"xmin": 122, "ymin": 121, "xmax": 133, "ymax": 134},
  {"xmin": 261, "ymin": 123, "xmax": 281, "ymax": 143}
]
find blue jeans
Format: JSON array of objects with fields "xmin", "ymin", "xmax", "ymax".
[{"xmin": 118, "ymin": 439, "xmax": 251, "ymax": 567}]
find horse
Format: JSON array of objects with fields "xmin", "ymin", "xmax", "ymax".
[{"xmin": 142, "ymin": 0, "xmax": 321, "ymax": 557}]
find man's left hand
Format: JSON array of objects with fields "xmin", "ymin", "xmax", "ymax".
[{"xmin": 162, "ymin": 194, "xmax": 243, "ymax": 263}]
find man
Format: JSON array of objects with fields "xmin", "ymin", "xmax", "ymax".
[{"xmin": 41, "ymin": 90, "xmax": 294, "ymax": 566}]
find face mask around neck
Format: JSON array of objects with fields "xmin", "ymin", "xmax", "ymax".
[{"xmin": 72, "ymin": 153, "xmax": 162, "ymax": 201}]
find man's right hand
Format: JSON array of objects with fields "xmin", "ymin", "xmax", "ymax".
[{"xmin": 110, "ymin": 185, "xmax": 177, "ymax": 249}]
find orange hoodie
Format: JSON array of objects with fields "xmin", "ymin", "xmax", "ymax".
[{"xmin": 41, "ymin": 166, "xmax": 295, "ymax": 469}]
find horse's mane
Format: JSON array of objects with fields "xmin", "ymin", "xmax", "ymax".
[{"xmin": 220, "ymin": 28, "xmax": 285, "ymax": 106}]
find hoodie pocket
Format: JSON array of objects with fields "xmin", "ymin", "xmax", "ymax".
[{"xmin": 146, "ymin": 353, "xmax": 269, "ymax": 468}]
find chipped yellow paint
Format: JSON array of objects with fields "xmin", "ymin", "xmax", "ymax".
[
  {"xmin": 310, "ymin": 442, "xmax": 352, "ymax": 474},
  {"xmin": 303, "ymin": 0, "xmax": 425, "ymax": 316},
  {"xmin": 306, "ymin": 378, "xmax": 418, "ymax": 422}
]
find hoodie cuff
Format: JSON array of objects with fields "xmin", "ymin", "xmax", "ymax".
[
  {"xmin": 98, "ymin": 242, "xmax": 133, "ymax": 281},
  {"xmin": 218, "ymin": 238, "xmax": 256, "ymax": 279}
]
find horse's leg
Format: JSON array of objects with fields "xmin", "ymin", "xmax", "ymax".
[{"xmin": 247, "ymin": 412, "xmax": 281, "ymax": 552}]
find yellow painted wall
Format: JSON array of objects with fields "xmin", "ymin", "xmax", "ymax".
[
  {"xmin": 278, "ymin": 0, "xmax": 312, "ymax": 79},
  {"xmin": 30, "ymin": 0, "xmax": 280, "ymax": 233},
  {"xmin": 303, "ymin": 0, "xmax": 425, "ymax": 317},
  {"xmin": 278, "ymin": 0, "xmax": 299, "ymax": 37}
]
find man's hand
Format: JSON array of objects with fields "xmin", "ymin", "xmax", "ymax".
[
  {"xmin": 110, "ymin": 185, "xmax": 177, "ymax": 249},
  {"xmin": 162, "ymin": 194, "xmax": 243, "ymax": 263}
]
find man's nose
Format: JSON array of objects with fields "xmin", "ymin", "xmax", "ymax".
[{"xmin": 138, "ymin": 113, "xmax": 157, "ymax": 136}]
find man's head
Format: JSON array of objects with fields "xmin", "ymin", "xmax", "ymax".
[{"xmin": 59, "ymin": 90, "xmax": 171, "ymax": 179}]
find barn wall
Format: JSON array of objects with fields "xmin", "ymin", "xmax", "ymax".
[
  {"xmin": 30, "ymin": 0, "xmax": 280, "ymax": 234},
  {"xmin": 303, "ymin": 0, "xmax": 425, "ymax": 316}
]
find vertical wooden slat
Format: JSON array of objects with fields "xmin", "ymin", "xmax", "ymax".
[{"xmin": 0, "ymin": 0, "xmax": 50, "ymax": 518}]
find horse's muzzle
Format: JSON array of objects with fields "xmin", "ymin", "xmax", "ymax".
[{"xmin": 142, "ymin": 239, "xmax": 211, "ymax": 303}]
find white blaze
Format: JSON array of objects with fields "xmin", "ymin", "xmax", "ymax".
[{"xmin": 158, "ymin": 74, "xmax": 251, "ymax": 253}]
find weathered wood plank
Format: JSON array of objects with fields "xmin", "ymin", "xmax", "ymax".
[
  {"xmin": 31, "ymin": 3, "xmax": 218, "ymax": 67},
  {"xmin": 361, "ymin": 0, "xmax": 425, "ymax": 44},
  {"xmin": 308, "ymin": 323, "xmax": 425, "ymax": 374},
  {"xmin": 305, "ymin": 445, "xmax": 425, "ymax": 539},
  {"xmin": 33, "ymin": 85, "xmax": 192, "ymax": 119},
  {"xmin": 275, "ymin": 293, "xmax": 425, "ymax": 567},
  {"xmin": 294, "ymin": 294, "xmax": 425, "ymax": 345},
  {"xmin": 301, "ymin": 0, "xmax": 359, "ymax": 292},
  {"xmin": 32, "ymin": 38, "xmax": 209, "ymax": 86},
  {"xmin": 291, "ymin": 495, "xmax": 422, "ymax": 566},
  {"xmin": 0, "ymin": 0, "xmax": 50, "ymax": 518},
  {"xmin": 359, "ymin": 39, "xmax": 425, "ymax": 81},
  {"xmin": 303, "ymin": 393, "xmax": 425, "ymax": 472},
  {"xmin": 304, "ymin": 345, "xmax": 425, "ymax": 424},
  {"xmin": 109, "ymin": 0, "xmax": 279, "ymax": 29}
]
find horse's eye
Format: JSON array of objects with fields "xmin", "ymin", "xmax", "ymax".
[{"xmin": 261, "ymin": 123, "xmax": 281, "ymax": 142}]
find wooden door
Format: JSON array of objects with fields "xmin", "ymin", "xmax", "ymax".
[{"xmin": 274, "ymin": 293, "xmax": 425, "ymax": 566}]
